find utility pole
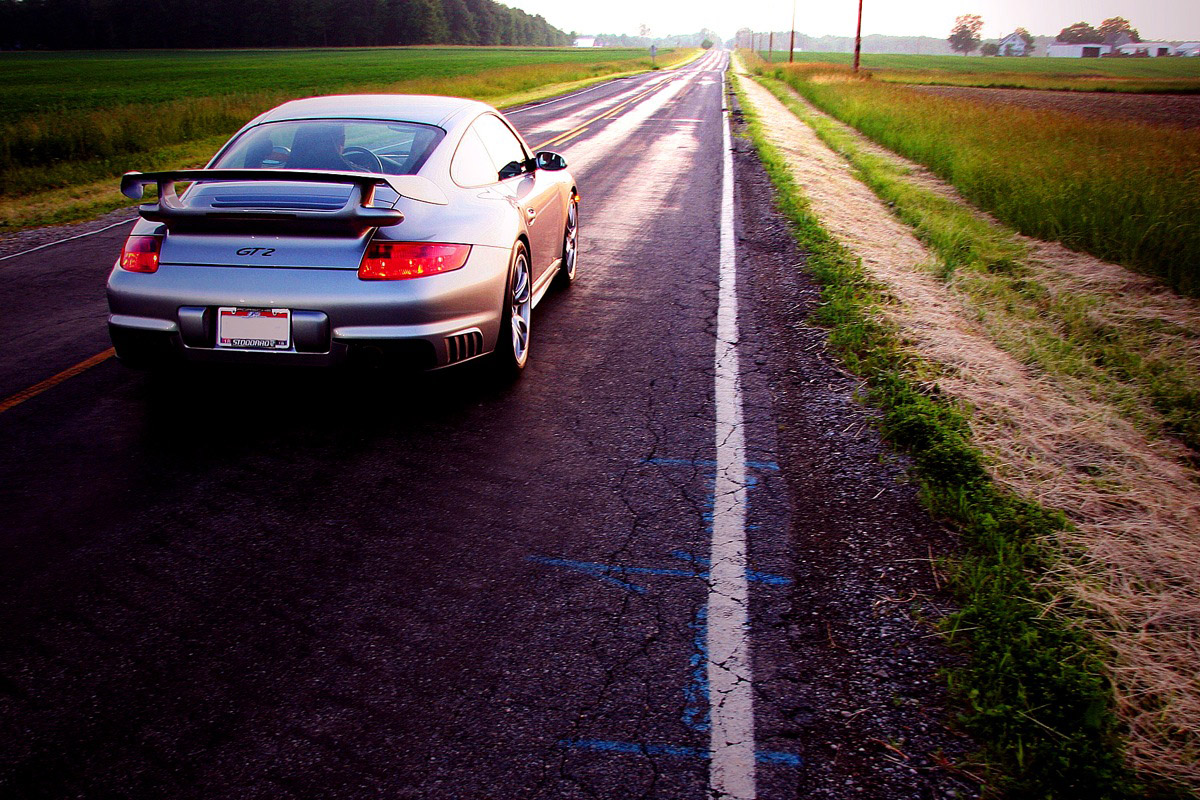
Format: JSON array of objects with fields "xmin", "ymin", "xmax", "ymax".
[
  {"xmin": 789, "ymin": 0, "xmax": 796, "ymax": 63},
  {"xmin": 853, "ymin": 0, "xmax": 863, "ymax": 72},
  {"xmin": 768, "ymin": 31, "xmax": 773, "ymax": 62}
]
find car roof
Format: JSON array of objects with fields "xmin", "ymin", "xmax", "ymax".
[{"xmin": 254, "ymin": 94, "xmax": 493, "ymax": 129}]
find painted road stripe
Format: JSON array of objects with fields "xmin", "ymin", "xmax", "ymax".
[
  {"xmin": 0, "ymin": 348, "xmax": 115, "ymax": 414},
  {"xmin": 708, "ymin": 71, "xmax": 756, "ymax": 800},
  {"xmin": 533, "ymin": 82, "xmax": 664, "ymax": 151},
  {"xmin": 0, "ymin": 217, "xmax": 135, "ymax": 263},
  {"xmin": 560, "ymin": 739, "xmax": 801, "ymax": 767}
]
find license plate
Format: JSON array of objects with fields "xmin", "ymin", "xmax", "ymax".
[{"xmin": 216, "ymin": 307, "xmax": 291, "ymax": 350}]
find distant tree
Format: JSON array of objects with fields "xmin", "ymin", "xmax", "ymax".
[
  {"xmin": 1015, "ymin": 26, "xmax": 1035, "ymax": 55},
  {"xmin": 403, "ymin": 0, "xmax": 450, "ymax": 43},
  {"xmin": 948, "ymin": 14, "xmax": 983, "ymax": 55},
  {"xmin": 1057, "ymin": 21, "xmax": 1103, "ymax": 44},
  {"xmin": 3, "ymin": 0, "xmax": 567, "ymax": 48},
  {"xmin": 701, "ymin": 38, "xmax": 714, "ymax": 50},
  {"xmin": 1099, "ymin": 16, "xmax": 1140, "ymax": 43},
  {"xmin": 980, "ymin": 42, "xmax": 999, "ymax": 56}
]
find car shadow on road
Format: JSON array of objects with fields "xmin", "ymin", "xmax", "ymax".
[{"xmin": 133, "ymin": 359, "xmax": 521, "ymax": 458}]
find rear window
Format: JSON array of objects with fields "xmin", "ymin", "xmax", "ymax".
[{"xmin": 212, "ymin": 119, "xmax": 445, "ymax": 176}]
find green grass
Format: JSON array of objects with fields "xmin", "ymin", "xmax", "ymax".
[
  {"xmin": 755, "ymin": 60, "xmax": 1200, "ymax": 296},
  {"xmin": 0, "ymin": 47, "xmax": 666, "ymax": 120},
  {"xmin": 731, "ymin": 69, "xmax": 1153, "ymax": 799},
  {"xmin": 752, "ymin": 74, "xmax": 1200, "ymax": 452},
  {"xmin": 0, "ymin": 46, "xmax": 691, "ymax": 230},
  {"xmin": 754, "ymin": 51, "xmax": 1200, "ymax": 92}
]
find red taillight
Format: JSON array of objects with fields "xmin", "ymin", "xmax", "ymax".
[
  {"xmin": 358, "ymin": 241, "xmax": 471, "ymax": 281},
  {"xmin": 119, "ymin": 235, "xmax": 162, "ymax": 273}
]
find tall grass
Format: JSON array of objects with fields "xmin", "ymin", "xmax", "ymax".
[
  {"xmin": 751, "ymin": 74, "xmax": 1200, "ymax": 451},
  {"xmin": 0, "ymin": 48, "xmax": 684, "ymax": 201},
  {"xmin": 762, "ymin": 62, "xmax": 1200, "ymax": 295}
]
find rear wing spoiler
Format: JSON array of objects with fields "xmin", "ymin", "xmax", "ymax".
[{"xmin": 120, "ymin": 169, "xmax": 449, "ymax": 233}]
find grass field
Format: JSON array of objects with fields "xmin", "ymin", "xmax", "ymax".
[
  {"xmin": 0, "ymin": 47, "xmax": 673, "ymax": 120},
  {"xmin": 0, "ymin": 46, "xmax": 691, "ymax": 230},
  {"xmin": 751, "ymin": 58, "xmax": 1200, "ymax": 296},
  {"xmin": 755, "ymin": 50, "xmax": 1200, "ymax": 92}
]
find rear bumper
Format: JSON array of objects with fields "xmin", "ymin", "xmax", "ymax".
[{"xmin": 106, "ymin": 245, "xmax": 509, "ymax": 369}]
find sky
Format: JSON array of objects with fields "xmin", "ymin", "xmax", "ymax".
[{"xmin": 506, "ymin": 0, "xmax": 1200, "ymax": 43}]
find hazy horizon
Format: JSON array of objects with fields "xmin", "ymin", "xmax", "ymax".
[{"xmin": 506, "ymin": 0, "xmax": 1200, "ymax": 43}]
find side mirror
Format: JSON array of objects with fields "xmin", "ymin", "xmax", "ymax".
[
  {"xmin": 498, "ymin": 160, "xmax": 525, "ymax": 180},
  {"xmin": 535, "ymin": 151, "xmax": 568, "ymax": 171}
]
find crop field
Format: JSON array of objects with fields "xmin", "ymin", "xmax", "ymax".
[
  {"xmin": 911, "ymin": 85, "xmax": 1200, "ymax": 128},
  {"xmin": 0, "ymin": 46, "xmax": 687, "ymax": 230},
  {"xmin": 755, "ymin": 50, "xmax": 1200, "ymax": 92},
  {"xmin": 753, "ymin": 59, "xmax": 1200, "ymax": 296}
]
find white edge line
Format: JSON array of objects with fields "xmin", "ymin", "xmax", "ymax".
[
  {"xmin": 708, "ymin": 70, "xmax": 756, "ymax": 800},
  {"xmin": 0, "ymin": 217, "xmax": 136, "ymax": 263}
]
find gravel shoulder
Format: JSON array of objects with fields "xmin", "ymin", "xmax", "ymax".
[{"xmin": 730, "ymin": 85, "xmax": 981, "ymax": 798}]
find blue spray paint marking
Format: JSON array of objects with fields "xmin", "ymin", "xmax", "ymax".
[
  {"xmin": 682, "ymin": 604, "xmax": 710, "ymax": 732},
  {"xmin": 669, "ymin": 551, "xmax": 791, "ymax": 587},
  {"xmin": 560, "ymin": 739, "xmax": 802, "ymax": 767},
  {"xmin": 538, "ymin": 456, "xmax": 801, "ymax": 774},
  {"xmin": 528, "ymin": 555, "xmax": 791, "ymax": 595}
]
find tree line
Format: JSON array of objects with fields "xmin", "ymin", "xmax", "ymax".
[
  {"xmin": 946, "ymin": 14, "xmax": 1142, "ymax": 55},
  {"xmin": 0, "ymin": 0, "xmax": 571, "ymax": 49},
  {"xmin": 585, "ymin": 29, "xmax": 719, "ymax": 49}
]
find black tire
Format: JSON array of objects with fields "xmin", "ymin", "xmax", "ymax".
[
  {"xmin": 491, "ymin": 242, "xmax": 532, "ymax": 379},
  {"xmin": 552, "ymin": 193, "xmax": 578, "ymax": 290}
]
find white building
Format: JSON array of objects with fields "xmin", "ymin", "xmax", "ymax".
[
  {"xmin": 1178, "ymin": 42, "xmax": 1200, "ymax": 56},
  {"xmin": 1117, "ymin": 42, "xmax": 1174, "ymax": 57},
  {"xmin": 1047, "ymin": 43, "xmax": 1112, "ymax": 58},
  {"xmin": 573, "ymin": 37, "xmax": 596, "ymax": 47},
  {"xmin": 997, "ymin": 31, "xmax": 1030, "ymax": 56}
]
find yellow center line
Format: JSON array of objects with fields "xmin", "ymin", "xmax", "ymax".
[
  {"xmin": 1, "ymin": 73, "xmax": 679, "ymax": 416},
  {"xmin": 0, "ymin": 348, "xmax": 116, "ymax": 414},
  {"xmin": 532, "ymin": 79, "xmax": 667, "ymax": 150},
  {"xmin": 549, "ymin": 127, "xmax": 590, "ymax": 147}
]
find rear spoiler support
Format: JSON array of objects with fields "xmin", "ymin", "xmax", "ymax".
[{"xmin": 120, "ymin": 169, "xmax": 448, "ymax": 233}]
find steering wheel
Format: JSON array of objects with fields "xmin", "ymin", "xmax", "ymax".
[{"xmin": 341, "ymin": 146, "xmax": 384, "ymax": 173}]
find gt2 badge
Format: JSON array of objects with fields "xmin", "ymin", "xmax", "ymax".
[{"xmin": 236, "ymin": 247, "xmax": 275, "ymax": 257}]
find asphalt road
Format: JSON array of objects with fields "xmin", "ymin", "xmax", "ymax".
[{"xmin": 0, "ymin": 50, "xmax": 977, "ymax": 799}]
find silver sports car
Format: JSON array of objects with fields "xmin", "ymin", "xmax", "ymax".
[{"xmin": 107, "ymin": 94, "xmax": 578, "ymax": 376}]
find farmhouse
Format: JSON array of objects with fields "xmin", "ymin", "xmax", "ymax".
[
  {"xmin": 1178, "ymin": 42, "xmax": 1200, "ymax": 56},
  {"xmin": 1047, "ymin": 42, "xmax": 1112, "ymax": 58},
  {"xmin": 997, "ymin": 31, "xmax": 1029, "ymax": 56},
  {"xmin": 572, "ymin": 37, "xmax": 596, "ymax": 47},
  {"xmin": 1117, "ymin": 41, "xmax": 1174, "ymax": 57}
]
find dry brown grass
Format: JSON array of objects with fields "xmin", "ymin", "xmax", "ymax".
[{"xmin": 737, "ymin": 65, "xmax": 1200, "ymax": 791}]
